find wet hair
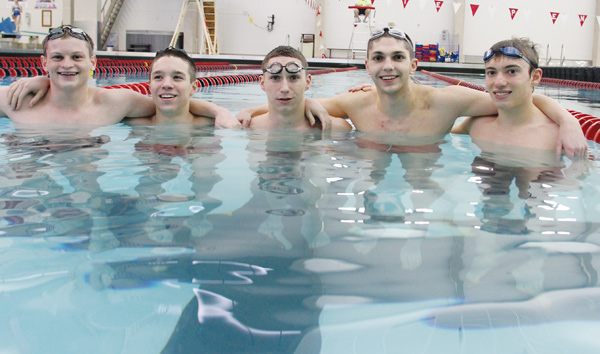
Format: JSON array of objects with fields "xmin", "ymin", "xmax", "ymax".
[
  {"xmin": 489, "ymin": 37, "xmax": 539, "ymax": 74},
  {"xmin": 262, "ymin": 46, "xmax": 308, "ymax": 71},
  {"xmin": 150, "ymin": 47, "xmax": 197, "ymax": 82}
]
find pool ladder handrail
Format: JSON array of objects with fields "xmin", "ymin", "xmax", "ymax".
[{"xmin": 545, "ymin": 43, "xmax": 566, "ymax": 66}]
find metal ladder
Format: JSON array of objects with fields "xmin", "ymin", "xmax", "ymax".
[
  {"xmin": 171, "ymin": 0, "xmax": 217, "ymax": 54},
  {"xmin": 99, "ymin": 0, "xmax": 125, "ymax": 50},
  {"xmin": 349, "ymin": 22, "xmax": 371, "ymax": 59}
]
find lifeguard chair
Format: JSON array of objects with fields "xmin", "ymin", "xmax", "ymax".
[{"xmin": 348, "ymin": 0, "xmax": 375, "ymax": 59}]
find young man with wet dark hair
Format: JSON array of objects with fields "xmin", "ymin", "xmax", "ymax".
[
  {"xmin": 452, "ymin": 38, "xmax": 560, "ymax": 152},
  {"xmin": 250, "ymin": 45, "xmax": 351, "ymax": 131}
]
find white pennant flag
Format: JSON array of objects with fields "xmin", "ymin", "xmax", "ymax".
[
  {"xmin": 453, "ymin": 2, "xmax": 462, "ymax": 14},
  {"xmin": 523, "ymin": 9, "xmax": 531, "ymax": 20},
  {"xmin": 419, "ymin": 0, "xmax": 427, "ymax": 11},
  {"xmin": 386, "ymin": 0, "xmax": 392, "ymax": 5},
  {"xmin": 489, "ymin": 5, "xmax": 496, "ymax": 19}
]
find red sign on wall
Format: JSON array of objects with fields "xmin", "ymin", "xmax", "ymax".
[
  {"xmin": 509, "ymin": 8, "xmax": 518, "ymax": 20},
  {"xmin": 550, "ymin": 12, "xmax": 559, "ymax": 24},
  {"xmin": 470, "ymin": 4, "xmax": 479, "ymax": 16},
  {"xmin": 402, "ymin": 0, "xmax": 410, "ymax": 8},
  {"xmin": 434, "ymin": 1, "xmax": 443, "ymax": 12},
  {"xmin": 579, "ymin": 14, "xmax": 587, "ymax": 26}
]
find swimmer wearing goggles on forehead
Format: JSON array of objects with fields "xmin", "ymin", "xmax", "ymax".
[
  {"xmin": 263, "ymin": 62, "xmax": 307, "ymax": 75},
  {"xmin": 483, "ymin": 46, "xmax": 537, "ymax": 69},
  {"xmin": 42, "ymin": 25, "xmax": 95, "ymax": 55}
]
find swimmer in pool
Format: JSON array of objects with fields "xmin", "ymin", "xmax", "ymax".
[
  {"xmin": 249, "ymin": 45, "xmax": 351, "ymax": 131},
  {"xmin": 451, "ymin": 38, "xmax": 561, "ymax": 153},
  {"xmin": 240, "ymin": 27, "xmax": 586, "ymax": 157},
  {"xmin": 0, "ymin": 25, "xmax": 241, "ymax": 129},
  {"xmin": 127, "ymin": 46, "xmax": 217, "ymax": 125}
]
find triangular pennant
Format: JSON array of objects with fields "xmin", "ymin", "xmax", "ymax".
[
  {"xmin": 435, "ymin": 1, "xmax": 443, "ymax": 12},
  {"xmin": 489, "ymin": 5, "xmax": 495, "ymax": 18},
  {"xmin": 509, "ymin": 8, "xmax": 518, "ymax": 20},
  {"xmin": 550, "ymin": 12, "xmax": 559, "ymax": 24},
  {"xmin": 402, "ymin": 0, "xmax": 410, "ymax": 8},
  {"xmin": 453, "ymin": 2, "xmax": 462, "ymax": 14},
  {"xmin": 561, "ymin": 13, "xmax": 570, "ymax": 26},
  {"xmin": 523, "ymin": 9, "xmax": 531, "ymax": 20},
  {"xmin": 386, "ymin": 0, "xmax": 392, "ymax": 5},
  {"xmin": 419, "ymin": 0, "xmax": 426, "ymax": 11},
  {"xmin": 579, "ymin": 14, "xmax": 587, "ymax": 26},
  {"xmin": 470, "ymin": 4, "xmax": 479, "ymax": 16}
]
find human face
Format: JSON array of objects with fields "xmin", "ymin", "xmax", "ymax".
[
  {"xmin": 485, "ymin": 55, "xmax": 542, "ymax": 110},
  {"xmin": 365, "ymin": 36, "xmax": 417, "ymax": 95},
  {"xmin": 149, "ymin": 56, "xmax": 198, "ymax": 116},
  {"xmin": 259, "ymin": 56, "xmax": 311, "ymax": 115},
  {"xmin": 41, "ymin": 36, "xmax": 96, "ymax": 91}
]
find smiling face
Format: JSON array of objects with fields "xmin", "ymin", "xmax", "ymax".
[
  {"xmin": 259, "ymin": 56, "xmax": 311, "ymax": 116},
  {"xmin": 485, "ymin": 55, "xmax": 542, "ymax": 111},
  {"xmin": 365, "ymin": 36, "xmax": 417, "ymax": 95},
  {"xmin": 41, "ymin": 36, "xmax": 96, "ymax": 91},
  {"xmin": 149, "ymin": 55, "xmax": 198, "ymax": 117}
]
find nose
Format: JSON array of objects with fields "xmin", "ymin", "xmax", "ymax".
[
  {"xmin": 279, "ymin": 76, "xmax": 291, "ymax": 92},
  {"xmin": 161, "ymin": 77, "xmax": 174, "ymax": 89},
  {"xmin": 382, "ymin": 56, "xmax": 394, "ymax": 70},
  {"xmin": 494, "ymin": 72, "xmax": 508, "ymax": 87}
]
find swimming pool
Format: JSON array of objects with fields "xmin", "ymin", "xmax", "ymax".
[{"xmin": 1, "ymin": 69, "xmax": 600, "ymax": 353}]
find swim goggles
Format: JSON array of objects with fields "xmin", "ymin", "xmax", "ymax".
[
  {"xmin": 47, "ymin": 25, "xmax": 93, "ymax": 47},
  {"xmin": 483, "ymin": 46, "xmax": 537, "ymax": 69},
  {"xmin": 263, "ymin": 62, "xmax": 306, "ymax": 75},
  {"xmin": 369, "ymin": 27, "xmax": 413, "ymax": 47}
]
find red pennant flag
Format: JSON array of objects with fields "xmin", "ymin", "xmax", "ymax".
[
  {"xmin": 322, "ymin": 53, "xmax": 327, "ymax": 59},
  {"xmin": 435, "ymin": 1, "xmax": 443, "ymax": 12},
  {"xmin": 509, "ymin": 8, "xmax": 518, "ymax": 20},
  {"xmin": 470, "ymin": 4, "xmax": 479, "ymax": 16},
  {"xmin": 550, "ymin": 12, "xmax": 559, "ymax": 24},
  {"xmin": 579, "ymin": 14, "xmax": 587, "ymax": 26},
  {"xmin": 402, "ymin": 0, "xmax": 410, "ymax": 8}
]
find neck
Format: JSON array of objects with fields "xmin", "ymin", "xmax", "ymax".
[
  {"xmin": 47, "ymin": 85, "xmax": 90, "ymax": 109},
  {"xmin": 496, "ymin": 98, "xmax": 539, "ymax": 125},
  {"xmin": 153, "ymin": 107, "xmax": 195, "ymax": 124},
  {"xmin": 266, "ymin": 102, "xmax": 310, "ymax": 129},
  {"xmin": 375, "ymin": 82, "xmax": 414, "ymax": 117}
]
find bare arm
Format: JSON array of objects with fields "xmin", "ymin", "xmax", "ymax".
[
  {"xmin": 190, "ymin": 98, "xmax": 241, "ymax": 129},
  {"xmin": 531, "ymin": 94, "xmax": 587, "ymax": 157},
  {"xmin": 236, "ymin": 103, "xmax": 268, "ymax": 128},
  {"xmin": 7, "ymin": 76, "xmax": 50, "ymax": 110},
  {"xmin": 451, "ymin": 116, "xmax": 474, "ymax": 135}
]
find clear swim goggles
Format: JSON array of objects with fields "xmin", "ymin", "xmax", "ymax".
[
  {"xmin": 263, "ymin": 62, "xmax": 307, "ymax": 75},
  {"xmin": 369, "ymin": 27, "xmax": 413, "ymax": 47},
  {"xmin": 483, "ymin": 46, "xmax": 537, "ymax": 69},
  {"xmin": 47, "ymin": 25, "xmax": 93, "ymax": 46}
]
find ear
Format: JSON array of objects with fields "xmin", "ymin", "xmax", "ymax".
[
  {"xmin": 259, "ymin": 75, "xmax": 266, "ymax": 91},
  {"xmin": 531, "ymin": 67, "xmax": 543, "ymax": 87},
  {"xmin": 365, "ymin": 58, "xmax": 369, "ymax": 75},
  {"xmin": 90, "ymin": 55, "xmax": 97, "ymax": 70},
  {"xmin": 40, "ymin": 54, "xmax": 48, "ymax": 72},
  {"xmin": 305, "ymin": 73, "xmax": 312, "ymax": 91},
  {"xmin": 190, "ymin": 79, "xmax": 198, "ymax": 96},
  {"xmin": 409, "ymin": 58, "xmax": 418, "ymax": 74}
]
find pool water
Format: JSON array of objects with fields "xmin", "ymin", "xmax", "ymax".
[{"xmin": 1, "ymin": 69, "xmax": 600, "ymax": 354}]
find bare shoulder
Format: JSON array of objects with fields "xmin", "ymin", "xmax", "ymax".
[{"xmin": 331, "ymin": 117, "xmax": 353, "ymax": 131}]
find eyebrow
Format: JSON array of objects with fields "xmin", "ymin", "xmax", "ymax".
[
  {"xmin": 486, "ymin": 63, "xmax": 524, "ymax": 71},
  {"xmin": 152, "ymin": 70, "xmax": 187, "ymax": 76}
]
